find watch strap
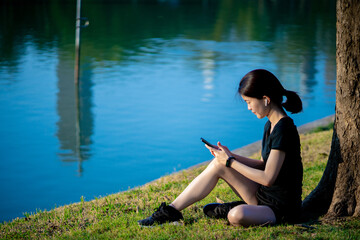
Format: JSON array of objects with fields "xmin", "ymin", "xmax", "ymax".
[{"xmin": 226, "ymin": 156, "xmax": 235, "ymax": 168}]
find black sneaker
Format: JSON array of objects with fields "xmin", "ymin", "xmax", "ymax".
[
  {"xmin": 137, "ymin": 202, "xmax": 183, "ymax": 226},
  {"xmin": 203, "ymin": 201, "xmax": 245, "ymax": 219}
]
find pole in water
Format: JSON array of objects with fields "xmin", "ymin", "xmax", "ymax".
[
  {"xmin": 74, "ymin": 0, "xmax": 81, "ymax": 85},
  {"xmin": 74, "ymin": 0, "xmax": 89, "ymax": 85},
  {"xmin": 75, "ymin": 0, "xmax": 82, "ymax": 175}
]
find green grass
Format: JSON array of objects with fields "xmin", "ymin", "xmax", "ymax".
[
  {"xmin": 1, "ymin": 128, "xmax": 360, "ymax": 239},
  {"xmin": 309, "ymin": 122, "xmax": 334, "ymax": 133}
]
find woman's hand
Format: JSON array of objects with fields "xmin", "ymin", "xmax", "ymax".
[
  {"xmin": 205, "ymin": 142, "xmax": 233, "ymax": 165},
  {"xmin": 204, "ymin": 143, "xmax": 217, "ymax": 157}
]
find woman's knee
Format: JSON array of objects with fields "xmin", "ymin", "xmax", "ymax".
[
  {"xmin": 207, "ymin": 159, "xmax": 226, "ymax": 174},
  {"xmin": 227, "ymin": 205, "xmax": 276, "ymax": 227},
  {"xmin": 227, "ymin": 205, "xmax": 246, "ymax": 226}
]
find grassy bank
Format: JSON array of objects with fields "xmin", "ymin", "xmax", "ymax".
[{"xmin": 1, "ymin": 127, "xmax": 360, "ymax": 239}]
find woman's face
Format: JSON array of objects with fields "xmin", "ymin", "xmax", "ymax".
[{"xmin": 242, "ymin": 95, "xmax": 268, "ymax": 119}]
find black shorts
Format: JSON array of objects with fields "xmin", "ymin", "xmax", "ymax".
[{"xmin": 256, "ymin": 187, "xmax": 300, "ymax": 224}]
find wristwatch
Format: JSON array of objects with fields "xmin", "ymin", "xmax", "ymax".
[{"xmin": 226, "ymin": 156, "xmax": 235, "ymax": 168}]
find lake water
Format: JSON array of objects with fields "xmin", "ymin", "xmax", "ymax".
[{"xmin": 0, "ymin": 0, "xmax": 336, "ymax": 222}]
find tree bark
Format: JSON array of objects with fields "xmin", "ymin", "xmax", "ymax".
[{"xmin": 302, "ymin": 0, "xmax": 360, "ymax": 219}]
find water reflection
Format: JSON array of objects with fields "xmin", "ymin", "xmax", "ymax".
[
  {"xmin": 56, "ymin": 55, "xmax": 94, "ymax": 175},
  {"xmin": 201, "ymin": 50, "xmax": 215, "ymax": 102},
  {"xmin": 300, "ymin": 50, "xmax": 318, "ymax": 95}
]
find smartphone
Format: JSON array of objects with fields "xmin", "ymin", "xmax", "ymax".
[{"xmin": 200, "ymin": 137, "xmax": 218, "ymax": 149}]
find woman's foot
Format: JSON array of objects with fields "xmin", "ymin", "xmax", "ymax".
[
  {"xmin": 203, "ymin": 201, "xmax": 245, "ymax": 219},
  {"xmin": 138, "ymin": 202, "xmax": 183, "ymax": 226}
]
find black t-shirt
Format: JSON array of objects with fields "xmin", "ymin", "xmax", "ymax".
[{"xmin": 256, "ymin": 116, "xmax": 303, "ymax": 223}]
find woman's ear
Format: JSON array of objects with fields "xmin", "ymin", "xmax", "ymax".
[{"xmin": 263, "ymin": 96, "xmax": 270, "ymax": 106}]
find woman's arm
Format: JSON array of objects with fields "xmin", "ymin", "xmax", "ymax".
[
  {"xmin": 231, "ymin": 153, "xmax": 265, "ymax": 169},
  {"xmin": 230, "ymin": 150, "xmax": 285, "ymax": 186},
  {"xmin": 211, "ymin": 142, "xmax": 285, "ymax": 187},
  {"xmin": 205, "ymin": 144, "xmax": 265, "ymax": 169}
]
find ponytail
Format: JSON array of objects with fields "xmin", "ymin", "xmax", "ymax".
[{"xmin": 282, "ymin": 90, "xmax": 303, "ymax": 114}]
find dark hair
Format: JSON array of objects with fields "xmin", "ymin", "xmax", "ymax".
[{"xmin": 238, "ymin": 69, "xmax": 302, "ymax": 114}]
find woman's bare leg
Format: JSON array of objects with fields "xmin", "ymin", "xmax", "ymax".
[
  {"xmin": 227, "ymin": 204, "xmax": 276, "ymax": 227},
  {"xmin": 171, "ymin": 159, "xmax": 259, "ymax": 211}
]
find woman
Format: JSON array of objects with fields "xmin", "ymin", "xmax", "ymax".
[{"xmin": 138, "ymin": 69, "xmax": 303, "ymax": 227}]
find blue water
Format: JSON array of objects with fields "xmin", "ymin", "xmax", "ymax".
[{"xmin": 0, "ymin": 0, "xmax": 336, "ymax": 222}]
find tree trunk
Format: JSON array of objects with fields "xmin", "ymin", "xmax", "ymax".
[{"xmin": 302, "ymin": 0, "xmax": 360, "ymax": 219}]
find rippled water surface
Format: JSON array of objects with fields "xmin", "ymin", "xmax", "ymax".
[{"xmin": 0, "ymin": 0, "xmax": 336, "ymax": 222}]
